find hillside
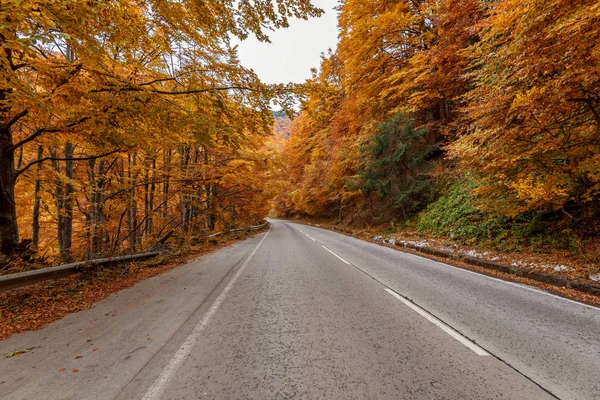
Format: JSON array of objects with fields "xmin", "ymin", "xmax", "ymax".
[{"xmin": 274, "ymin": 0, "xmax": 600, "ymax": 280}]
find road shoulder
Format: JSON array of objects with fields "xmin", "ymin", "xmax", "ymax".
[{"xmin": 286, "ymin": 219, "xmax": 600, "ymax": 307}]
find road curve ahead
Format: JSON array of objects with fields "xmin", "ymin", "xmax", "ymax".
[{"xmin": 1, "ymin": 220, "xmax": 599, "ymax": 399}]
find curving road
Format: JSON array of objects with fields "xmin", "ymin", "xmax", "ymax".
[{"xmin": 1, "ymin": 220, "xmax": 599, "ymax": 399}]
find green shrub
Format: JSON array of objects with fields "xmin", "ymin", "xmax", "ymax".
[{"xmin": 417, "ymin": 180, "xmax": 579, "ymax": 253}]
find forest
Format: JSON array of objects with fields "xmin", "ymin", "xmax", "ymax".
[
  {"xmin": 0, "ymin": 0, "xmax": 319, "ymax": 265},
  {"xmin": 277, "ymin": 0, "xmax": 600, "ymax": 258},
  {"xmin": 2, "ymin": 0, "xmax": 599, "ymax": 272},
  {"xmin": 2, "ymin": 0, "xmax": 600, "ymax": 393}
]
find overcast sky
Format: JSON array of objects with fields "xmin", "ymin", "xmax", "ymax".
[{"xmin": 235, "ymin": 0, "xmax": 339, "ymax": 84}]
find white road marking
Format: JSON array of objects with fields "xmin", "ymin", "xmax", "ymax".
[
  {"xmin": 453, "ymin": 265, "xmax": 600, "ymax": 312},
  {"xmin": 295, "ymin": 226, "xmax": 350, "ymax": 261},
  {"xmin": 388, "ymin": 240, "xmax": 600, "ymax": 312},
  {"xmin": 142, "ymin": 230, "xmax": 270, "ymax": 400},
  {"xmin": 384, "ymin": 288, "xmax": 489, "ymax": 356},
  {"xmin": 303, "ymin": 222, "xmax": 600, "ymax": 312},
  {"xmin": 321, "ymin": 245, "xmax": 351, "ymax": 265},
  {"xmin": 294, "ymin": 227, "xmax": 318, "ymax": 242}
]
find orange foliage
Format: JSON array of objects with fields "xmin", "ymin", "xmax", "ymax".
[
  {"xmin": 452, "ymin": 0, "xmax": 600, "ymax": 216},
  {"xmin": 280, "ymin": 0, "xmax": 600, "ymax": 228},
  {"xmin": 1, "ymin": 0, "xmax": 322, "ymax": 259}
]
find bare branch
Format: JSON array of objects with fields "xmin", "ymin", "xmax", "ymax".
[
  {"xmin": 5, "ymin": 48, "xmax": 28, "ymax": 71},
  {"xmin": 11, "ymin": 62, "xmax": 27, "ymax": 71},
  {"xmin": 91, "ymin": 86, "xmax": 253, "ymax": 95},
  {"xmin": 9, "ymin": 111, "xmax": 105, "ymax": 152},
  {"xmin": 15, "ymin": 148, "xmax": 122, "ymax": 179},
  {"xmin": 8, "ymin": 127, "xmax": 47, "ymax": 153},
  {"xmin": 2, "ymin": 109, "xmax": 28, "ymax": 131}
]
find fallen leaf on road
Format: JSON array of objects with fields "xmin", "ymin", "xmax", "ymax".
[
  {"xmin": 59, "ymin": 368, "xmax": 65, "ymax": 372},
  {"xmin": 92, "ymin": 348, "xmax": 98, "ymax": 351},
  {"xmin": 5, "ymin": 347, "xmax": 34, "ymax": 358},
  {"xmin": 72, "ymin": 369, "xmax": 79, "ymax": 373},
  {"xmin": 75, "ymin": 355, "xmax": 82, "ymax": 359}
]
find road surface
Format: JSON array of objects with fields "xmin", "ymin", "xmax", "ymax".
[{"xmin": 1, "ymin": 220, "xmax": 599, "ymax": 399}]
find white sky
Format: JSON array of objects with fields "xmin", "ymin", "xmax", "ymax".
[{"xmin": 235, "ymin": 0, "xmax": 339, "ymax": 84}]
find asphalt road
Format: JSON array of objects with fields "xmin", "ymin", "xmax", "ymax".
[{"xmin": 1, "ymin": 220, "xmax": 599, "ymax": 399}]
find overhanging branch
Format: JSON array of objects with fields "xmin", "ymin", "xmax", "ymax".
[
  {"xmin": 9, "ymin": 109, "xmax": 110, "ymax": 153},
  {"xmin": 15, "ymin": 148, "xmax": 122, "ymax": 179},
  {"xmin": 2, "ymin": 109, "xmax": 28, "ymax": 131},
  {"xmin": 91, "ymin": 86, "xmax": 253, "ymax": 95}
]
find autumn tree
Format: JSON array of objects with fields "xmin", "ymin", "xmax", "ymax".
[
  {"xmin": 281, "ymin": 53, "xmax": 360, "ymax": 218},
  {"xmin": 452, "ymin": 0, "xmax": 600, "ymax": 217},
  {"xmin": 1, "ymin": 0, "xmax": 323, "ymax": 257},
  {"xmin": 281, "ymin": 0, "xmax": 482, "ymax": 218}
]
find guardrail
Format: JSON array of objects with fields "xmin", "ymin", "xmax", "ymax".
[
  {"xmin": 202, "ymin": 222, "xmax": 268, "ymax": 238},
  {"xmin": 0, "ymin": 251, "xmax": 163, "ymax": 292},
  {"xmin": 0, "ymin": 221, "xmax": 269, "ymax": 292}
]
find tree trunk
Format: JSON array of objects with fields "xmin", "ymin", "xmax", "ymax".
[
  {"xmin": 51, "ymin": 148, "xmax": 65, "ymax": 256},
  {"xmin": 128, "ymin": 152, "xmax": 138, "ymax": 250},
  {"xmin": 0, "ymin": 126, "xmax": 19, "ymax": 255},
  {"xmin": 32, "ymin": 145, "xmax": 43, "ymax": 251},
  {"xmin": 179, "ymin": 146, "xmax": 190, "ymax": 232},
  {"xmin": 162, "ymin": 148, "xmax": 171, "ymax": 219},
  {"xmin": 202, "ymin": 147, "xmax": 216, "ymax": 232},
  {"xmin": 144, "ymin": 164, "xmax": 149, "ymax": 238},
  {"xmin": 113, "ymin": 158, "xmax": 126, "ymax": 250},
  {"xmin": 63, "ymin": 141, "xmax": 74, "ymax": 258},
  {"xmin": 52, "ymin": 143, "xmax": 74, "ymax": 261},
  {"xmin": 143, "ymin": 156, "xmax": 155, "ymax": 239},
  {"xmin": 88, "ymin": 158, "xmax": 106, "ymax": 256},
  {"xmin": 147, "ymin": 157, "xmax": 155, "ymax": 237}
]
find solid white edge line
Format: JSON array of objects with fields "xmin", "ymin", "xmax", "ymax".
[
  {"xmin": 330, "ymin": 225, "xmax": 600, "ymax": 312},
  {"xmin": 292, "ymin": 221, "xmax": 600, "ymax": 311},
  {"xmin": 142, "ymin": 230, "xmax": 270, "ymax": 400},
  {"xmin": 452, "ymin": 265, "xmax": 600, "ymax": 311},
  {"xmin": 384, "ymin": 288, "xmax": 489, "ymax": 356},
  {"xmin": 321, "ymin": 245, "xmax": 351, "ymax": 265},
  {"xmin": 396, "ymin": 243, "xmax": 600, "ymax": 312}
]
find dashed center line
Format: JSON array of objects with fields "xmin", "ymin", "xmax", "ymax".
[
  {"xmin": 296, "ymin": 228, "xmax": 317, "ymax": 241},
  {"xmin": 295, "ymin": 226, "xmax": 350, "ymax": 264},
  {"xmin": 321, "ymin": 245, "xmax": 351, "ymax": 265},
  {"xmin": 384, "ymin": 288, "xmax": 489, "ymax": 356},
  {"xmin": 295, "ymin": 223, "xmax": 486, "ymax": 355}
]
